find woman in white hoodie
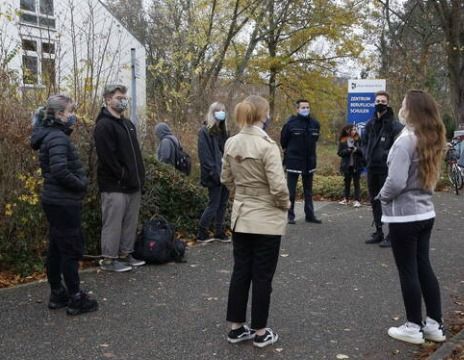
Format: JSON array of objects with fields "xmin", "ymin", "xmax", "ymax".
[{"xmin": 378, "ymin": 90, "xmax": 446, "ymax": 345}]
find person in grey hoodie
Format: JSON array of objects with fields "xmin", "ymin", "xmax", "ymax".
[
  {"xmin": 378, "ymin": 90, "xmax": 446, "ymax": 345},
  {"xmin": 154, "ymin": 122, "xmax": 180, "ymax": 167}
]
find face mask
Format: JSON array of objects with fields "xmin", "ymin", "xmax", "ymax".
[
  {"xmin": 398, "ymin": 108, "xmax": 407, "ymax": 125},
  {"xmin": 298, "ymin": 109, "xmax": 310, "ymax": 117},
  {"xmin": 214, "ymin": 110, "xmax": 226, "ymax": 121},
  {"xmin": 66, "ymin": 114, "xmax": 77, "ymax": 127},
  {"xmin": 262, "ymin": 116, "xmax": 271, "ymax": 131},
  {"xmin": 113, "ymin": 98, "xmax": 128, "ymax": 113},
  {"xmin": 375, "ymin": 103, "xmax": 388, "ymax": 114}
]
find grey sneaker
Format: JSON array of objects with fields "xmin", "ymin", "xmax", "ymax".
[
  {"xmin": 120, "ymin": 254, "xmax": 146, "ymax": 267},
  {"xmin": 99, "ymin": 259, "xmax": 132, "ymax": 272}
]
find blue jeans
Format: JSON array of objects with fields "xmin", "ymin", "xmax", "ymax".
[{"xmin": 199, "ymin": 185, "xmax": 229, "ymax": 234}]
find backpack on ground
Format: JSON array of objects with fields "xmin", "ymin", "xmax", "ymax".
[
  {"xmin": 167, "ymin": 137, "xmax": 192, "ymax": 176},
  {"xmin": 134, "ymin": 216, "xmax": 186, "ymax": 264}
]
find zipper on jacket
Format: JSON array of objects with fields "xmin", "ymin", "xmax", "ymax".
[{"xmin": 123, "ymin": 121, "xmax": 142, "ymax": 190}]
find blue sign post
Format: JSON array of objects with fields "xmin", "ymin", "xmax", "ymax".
[{"xmin": 347, "ymin": 79, "xmax": 386, "ymax": 131}]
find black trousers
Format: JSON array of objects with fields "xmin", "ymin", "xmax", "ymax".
[
  {"xmin": 287, "ymin": 172, "xmax": 315, "ymax": 220},
  {"xmin": 42, "ymin": 203, "xmax": 84, "ymax": 295},
  {"xmin": 343, "ymin": 167, "xmax": 361, "ymax": 201},
  {"xmin": 199, "ymin": 184, "xmax": 229, "ymax": 234},
  {"xmin": 389, "ymin": 219, "xmax": 442, "ymax": 325},
  {"xmin": 367, "ymin": 172, "xmax": 387, "ymax": 230},
  {"xmin": 226, "ymin": 232, "xmax": 281, "ymax": 329}
]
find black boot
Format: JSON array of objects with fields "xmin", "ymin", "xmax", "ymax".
[
  {"xmin": 48, "ymin": 286, "xmax": 69, "ymax": 309},
  {"xmin": 66, "ymin": 291, "xmax": 98, "ymax": 316},
  {"xmin": 365, "ymin": 230, "xmax": 384, "ymax": 244}
]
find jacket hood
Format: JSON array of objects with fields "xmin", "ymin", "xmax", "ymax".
[
  {"xmin": 154, "ymin": 122, "xmax": 172, "ymax": 140},
  {"xmin": 31, "ymin": 119, "xmax": 72, "ymax": 150}
]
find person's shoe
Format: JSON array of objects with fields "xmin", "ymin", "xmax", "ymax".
[
  {"xmin": 339, "ymin": 199, "xmax": 349, "ymax": 205},
  {"xmin": 253, "ymin": 328, "xmax": 279, "ymax": 348},
  {"xmin": 422, "ymin": 317, "xmax": 446, "ymax": 342},
  {"xmin": 99, "ymin": 259, "xmax": 132, "ymax": 272},
  {"xmin": 214, "ymin": 233, "xmax": 231, "ymax": 243},
  {"xmin": 119, "ymin": 254, "xmax": 146, "ymax": 267},
  {"xmin": 66, "ymin": 291, "xmax": 98, "ymax": 316},
  {"xmin": 387, "ymin": 322, "xmax": 424, "ymax": 344},
  {"xmin": 227, "ymin": 325, "xmax": 256, "ymax": 344},
  {"xmin": 305, "ymin": 217, "xmax": 322, "ymax": 224},
  {"xmin": 353, "ymin": 200, "xmax": 361, "ymax": 208},
  {"xmin": 379, "ymin": 234, "xmax": 392, "ymax": 248},
  {"xmin": 197, "ymin": 228, "xmax": 215, "ymax": 245},
  {"xmin": 365, "ymin": 231, "xmax": 384, "ymax": 244},
  {"xmin": 48, "ymin": 286, "xmax": 69, "ymax": 309},
  {"xmin": 288, "ymin": 218, "xmax": 296, "ymax": 225}
]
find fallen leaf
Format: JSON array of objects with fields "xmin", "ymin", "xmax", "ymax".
[
  {"xmin": 275, "ymin": 348, "xmax": 283, "ymax": 352},
  {"xmin": 280, "ymin": 254, "xmax": 289, "ymax": 258},
  {"xmin": 336, "ymin": 355, "xmax": 349, "ymax": 359}
]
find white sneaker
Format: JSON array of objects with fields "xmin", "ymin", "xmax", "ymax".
[
  {"xmin": 353, "ymin": 201, "xmax": 361, "ymax": 208},
  {"xmin": 388, "ymin": 322, "xmax": 425, "ymax": 344},
  {"xmin": 339, "ymin": 199, "xmax": 348, "ymax": 205},
  {"xmin": 422, "ymin": 317, "xmax": 446, "ymax": 342}
]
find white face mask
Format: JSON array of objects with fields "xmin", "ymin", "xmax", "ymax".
[{"xmin": 398, "ymin": 108, "xmax": 407, "ymax": 125}]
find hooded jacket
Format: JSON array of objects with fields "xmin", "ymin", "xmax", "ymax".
[
  {"xmin": 280, "ymin": 114, "xmax": 320, "ymax": 173},
  {"xmin": 362, "ymin": 107, "xmax": 403, "ymax": 174},
  {"xmin": 198, "ymin": 123, "xmax": 227, "ymax": 187},
  {"xmin": 94, "ymin": 107, "xmax": 145, "ymax": 193},
  {"xmin": 31, "ymin": 119, "xmax": 87, "ymax": 206},
  {"xmin": 154, "ymin": 122, "xmax": 179, "ymax": 166}
]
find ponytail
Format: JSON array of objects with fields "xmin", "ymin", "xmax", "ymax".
[{"xmin": 234, "ymin": 95, "xmax": 269, "ymax": 128}]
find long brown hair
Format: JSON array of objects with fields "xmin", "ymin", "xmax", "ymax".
[{"xmin": 404, "ymin": 90, "xmax": 446, "ymax": 191}]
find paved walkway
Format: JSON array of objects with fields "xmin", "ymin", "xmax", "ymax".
[{"xmin": 1, "ymin": 192, "xmax": 463, "ymax": 360}]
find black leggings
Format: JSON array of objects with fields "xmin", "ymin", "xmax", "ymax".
[
  {"xmin": 226, "ymin": 232, "xmax": 281, "ymax": 329},
  {"xmin": 343, "ymin": 167, "xmax": 360, "ymax": 201},
  {"xmin": 389, "ymin": 219, "xmax": 442, "ymax": 325}
]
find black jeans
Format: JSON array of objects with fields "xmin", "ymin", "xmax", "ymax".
[
  {"xmin": 199, "ymin": 184, "xmax": 229, "ymax": 234},
  {"xmin": 226, "ymin": 232, "xmax": 281, "ymax": 329},
  {"xmin": 343, "ymin": 167, "xmax": 360, "ymax": 201},
  {"xmin": 367, "ymin": 172, "xmax": 387, "ymax": 230},
  {"xmin": 389, "ymin": 219, "xmax": 442, "ymax": 325},
  {"xmin": 42, "ymin": 203, "xmax": 84, "ymax": 295},
  {"xmin": 287, "ymin": 172, "xmax": 315, "ymax": 220}
]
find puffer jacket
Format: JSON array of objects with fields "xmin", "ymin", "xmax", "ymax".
[
  {"xmin": 379, "ymin": 127, "xmax": 436, "ymax": 223},
  {"xmin": 362, "ymin": 108, "xmax": 403, "ymax": 174},
  {"xmin": 280, "ymin": 114, "xmax": 320, "ymax": 173},
  {"xmin": 31, "ymin": 119, "xmax": 87, "ymax": 206}
]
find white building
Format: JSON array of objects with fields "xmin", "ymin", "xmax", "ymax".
[{"xmin": 0, "ymin": 0, "xmax": 146, "ymax": 115}]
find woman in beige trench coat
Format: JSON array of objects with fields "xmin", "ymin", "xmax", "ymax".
[{"xmin": 221, "ymin": 95, "xmax": 289, "ymax": 348}]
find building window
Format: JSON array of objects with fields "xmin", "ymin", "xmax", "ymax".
[
  {"xmin": 42, "ymin": 42, "xmax": 55, "ymax": 54},
  {"xmin": 22, "ymin": 55, "xmax": 38, "ymax": 84},
  {"xmin": 22, "ymin": 39, "xmax": 37, "ymax": 52},
  {"xmin": 19, "ymin": 0, "xmax": 55, "ymax": 29}
]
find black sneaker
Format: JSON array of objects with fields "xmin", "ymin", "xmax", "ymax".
[
  {"xmin": 253, "ymin": 328, "xmax": 279, "ymax": 348},
  {"xmin": 288, "ymin": 218, "xmax": 296, "ymax": 225},
  {"xmin": 48, "ymin": 286, "xmax": 69, "ymax": 309},
  {"xmin": 214, "ymin": 233, "xmax": 231, "ymax": 243},
  {"xmin": 305, "ymin": 217, "xmax": 322, "ymax": 224},
  {"xmin": 66, "ymin": 291, "xmax": 98, "ymax": 316},
  {"xmin": 365, "ymin": 231, "xmax": 384, "ymax": 244},
  {"xmin": 379, "ymin": 233, "xmax": 392, "ymax": 248},
  {"xmin": 227, "ymin": 325, "xmax": 256, "ymax": 344}
]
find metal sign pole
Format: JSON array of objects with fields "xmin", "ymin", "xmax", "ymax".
[{"xmin": 130, "ymin": 48, "xmax": 138, "ymax": 126}]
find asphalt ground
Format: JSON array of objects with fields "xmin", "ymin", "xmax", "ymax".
[{"xmin": 1, "ymin": 191, "xmax": 463, "ymax": 360}]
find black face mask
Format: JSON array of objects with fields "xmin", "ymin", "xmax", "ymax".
[{"xmin": 375, "ymin": 103, "xmax": 388, "ymax": 114}]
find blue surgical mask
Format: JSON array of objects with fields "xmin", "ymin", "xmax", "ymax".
[
  {"xmin": 66, "ymin": 114, "xmax": 77, "ymax": 127},
  {"xmin": 298, "ymin": 109, "xmax": 310, "ymax": 117},
  {"xmin": 214, "ymin": 110, "xmax": 226, "ymax": 121}
]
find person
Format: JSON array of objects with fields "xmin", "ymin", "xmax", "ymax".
[
  {"xmin": 221, "ymin": 95, "xmax": 289, "ymax": 348},
  {"xmin": 337, "ymin": 124, "xmax": 363, "ymax": 207},
  {"xmin": 31, "ymin": 95, "xmax": 98, "ymax": 315},
  {"xmin": 94, "ymin": 84, "xmax": 146, "ymax": 272},
  {"xmin": 197, "ymin": 102, "xmax": 230, "ymax": 243},
  {"xmin": 378, "ymin": 90, "xmax": 446, "ymax": 345},
  {"xmin": 154, "ymin": 122, "xmax": 180, "ymax": 167},
  {"xmin": 280, "ymin": 99, "xmax": 321, "ymax": 224},
  {"xmin": 362, "ymin": 91, "xmax": 403, "ymax": 247}
]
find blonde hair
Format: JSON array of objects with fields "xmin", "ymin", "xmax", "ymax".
[
  {"xmin": 234, "ymin": 95, "xmax": 269, "ymax": 128},
  {"xmin": 205, "ymin": 102, "xmax": 226, "ymax": 129},
  {"xmin": 404, "ymin": 90, "xmax": 446, "ymax": 191}
]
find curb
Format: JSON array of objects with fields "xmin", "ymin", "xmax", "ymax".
[{"xmin": 429, "ymin": 328, "xmax": 464, "ymax": 360}]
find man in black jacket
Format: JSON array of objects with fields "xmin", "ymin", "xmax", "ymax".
[
  {"xmin": 94, "ymin": 84, "xmax": 146, "ymax": 272},
  {"xmin": 280, "ymin": 99, "xmax": 322, "ymax": 224},
  {"xmin": 362, "ymin": 91, "xmax": 403, "ymax": 247}
]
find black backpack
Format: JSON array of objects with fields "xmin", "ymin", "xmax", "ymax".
[
  {"xmin": 134, "ymin": 216, "xmax": 186, "ymax": 264},
  {"xmin": 167, "ymin": 137, "xmax": 192, "ymax": 176}
]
